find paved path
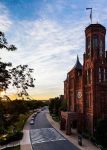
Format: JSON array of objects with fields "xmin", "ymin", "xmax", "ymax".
[
  {"xmin": 20, "ymin": 114, "xmax": 32, "ymax": 150},
  {"xmin": 0, "ymin": 109, "xmax": 99, "ymax": 150},
  {"xmin": 46, "ymin": 111, "xmax": 99, "ymax": 150},
  {"xmin": 30, "ymin": 109, "xmax": 80, "ymax": 150}
]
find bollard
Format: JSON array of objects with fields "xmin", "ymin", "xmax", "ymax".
[{"xmin": 78, "ymin": 134, "xmax": 82, "ymax": 146}]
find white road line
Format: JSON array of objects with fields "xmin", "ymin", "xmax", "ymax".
[{"xmin": 30, "ymin": 128, "xmax": 66, "ymax": 145}]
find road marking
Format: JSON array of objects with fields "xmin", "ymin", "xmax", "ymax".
[{"xmin": 30, "ymin": 128, "xmax": 66, "ymax": 145}]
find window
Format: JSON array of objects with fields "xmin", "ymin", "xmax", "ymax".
[
  {"xmin": 99, "ymin": 38, "xmax": 103, "ymax": 56},
  {"xmin": 104, "ymin": 68, "xmax": 106, "ymax": 81},
  {"xmin": 86, "ymin": 69, "xmax": 91, "ymax": 84},
  {"xmin": 99, "ymin": 68, "xmax": 101, "ymax": 82},
  {"xmin": 89, "ymin": 93, "xmax": 91, "ymax": 107},
  {"xmin": 93, "ymin": 35, "xmax": 98, "ymax": 49},
  {"xmin": 101, "ymin": 69, "xmax": 104, "ymax": 81},
  {"xmin": 87, "ymin": 37, "xmax": 91, "ymax": 49},
  {"xmin": 86, "ymin": 70, "xmax": 88, "ymax": 83},
  {"xmin": 86, "ymin": 37, "xmax": 91, "ymax": 56}
]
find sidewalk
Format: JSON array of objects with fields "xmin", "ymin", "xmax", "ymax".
[
  {"xmin": 46, "ymin": 113, "xmax": 98, "ymax": 150},
  {"xmin": 20, "ymin": 114, "xmax": 32, "ymax": 150}
]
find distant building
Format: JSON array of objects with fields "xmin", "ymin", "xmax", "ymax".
[{"xmin": 60, "ymin": 23, "xmax": 107, "ymax": 135}]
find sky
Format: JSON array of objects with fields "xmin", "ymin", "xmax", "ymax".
[{"xmin": 0, "ymin": 0, "xmax": 107, "ymax": 100}]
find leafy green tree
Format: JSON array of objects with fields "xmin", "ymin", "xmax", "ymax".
[
  {"xmin": 0, "ymin": 62, "xmax": 12, "ymax": 91},
  {"xmin": 0, "ymin": 31, "xmax": 16, "ymax": 134},
  {"xmin": 10, "ymin": 65, "xmax": 35, "ymax": 99},
  {"xmin": 59, "ymin": 99, "xmax": 67, "ymax": 111},
  {"xmin": 0, "ymin": 31, "xmax": 16, "ymax": 91},
  {"xmin": 49, "ymin": 97, "xmax": 62, "ymax": 116}
]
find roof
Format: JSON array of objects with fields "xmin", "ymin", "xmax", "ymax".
[
  {"xmin": 73, "ymin": 55, "xmax": 82, "ymax": 70},
  {"xmin": 85, "ymin": 23, "xmax": 106, "ymax": 34}
]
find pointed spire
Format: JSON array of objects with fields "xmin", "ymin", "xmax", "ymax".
[
  {"xmin": 73, "ymin": 55, "xmax": 82, "ymax": 69},
  {"xmin": 77, "ymin": 54, "xmax": 79, "ymax": 62}
]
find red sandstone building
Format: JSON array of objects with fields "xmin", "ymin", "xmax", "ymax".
[{"xmin": 60, "ymin": 23, "xmax": 107, "ymax": 135}]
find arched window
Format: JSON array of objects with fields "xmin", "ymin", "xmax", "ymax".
[
  {"xmin": 104, "ymin": 68, "xmax": 106, "ymax": 81},
  {"xmin": 86, "ymin": 69, "xmax": 91, "ymax": 84},
  {"xmin": 86, "ymin": 70, "xmax": 88, "ymax": 84},
  {"xmin": 86, "ymin": 37, "xmax": 91, "ymax": 56},
  {"xmin": 99, "ymin": 38, "xmax": 103, "ymax": 56},
  {"xmin": 87, "ymin": 37, "xmax": 91, "ymax": 48},
  {"xmin": 99, "ymin": 68, "xmax": 101, "ymax": 82},
  {"xmin": 93, "ymin": 35, "xmax": 98, "ymax": 49}
]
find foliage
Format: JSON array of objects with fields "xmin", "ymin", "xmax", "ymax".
[
  {"xmin": 59, "ymin": 99, "xmax": 67, "ymax": 111},
  {"xmin": 49, "ymin": 97, "xmax": 66, "ymax": 117},
  {"xmin": 0, "ymin": 97, "xmax": 5, "ymax": 133},
  {"xmin": 13, "ymin": 114, "xmax": 31, "ymax": 132},
  {"xmin": 95, "ymin": 117, "xmax": 107, "ymax": 148},
  {"xmin": 52, "ymin": 114, "xmax": 60, "ymax": 122},
  {"xmin": 0, "ymin": 31, "xmax": 35, "ymax": 97},
  {"xmin": 0, "ymin": 30, "xmax": 16, "ymax": 133},
  {"xmin": 49, "ymin": 97, "xmax": 60, "ymax": 115},
  {"xmin": 0, "ymin": 100, "xmax": 48, "ymax": 134},
  {"xmin": 0, "ymin": 31, "xmax": 36, "ymax": 144},
  {"xmin": 0, "ymin": 31, "xmax": 16, "ymax": 51},
  {"xmin": 0, "ymin": 131, "xmax": 23, "ymax": 145},
  {"xmin": 0, "ymin": 31, "xmax": 16, "ymax": 91},
  {"xmin": 10, "ymin": 65, "xmax": 35, "ymax": 99},
  {"xmin": 0, "ymin": 62, "xmax": 12, "ymax": 90}
]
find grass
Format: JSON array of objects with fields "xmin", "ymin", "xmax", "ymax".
[
  {"xmin": 7, "ymin": 112, "xmax": 32, "ymax": 133},
  {"xmin": 0, "ymin": 112, "xmax": 32, "ymax": 146},
  {"xmin": 2, "ymin": 145, "xmax": 20, "ymax": 150}
]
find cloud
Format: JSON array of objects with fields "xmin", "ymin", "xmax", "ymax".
[
  {"xmin": 1, "ymin": 0, "xmax": 107, "ymax": 99},
  {"xmin": 2, "ymin": 17, "xmax": 86, "ymax": 99},
  {"xmin": 0, "ymin": 3, "xmax": 12, "ymax": 32}
]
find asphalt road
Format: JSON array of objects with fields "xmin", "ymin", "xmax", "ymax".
[{"xmin": 30, "ymin": 109, "xmax": 80, "ymax": 150}]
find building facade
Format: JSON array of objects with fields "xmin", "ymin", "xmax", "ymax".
[{"xmin": 60, "ymin": 23, "xmax": 107, "ymax": 135}]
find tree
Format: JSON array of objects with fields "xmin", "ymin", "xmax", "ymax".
[
  {"xmin": 0, "ymin": 62, "xmax": 12, "ymax": 91},
  {"xmin": 59, "ymin": 99, "xmax": 67, "ymax": 111},
  {"xmin": 10, "ymin": 65, "xmax": 35, "ymax": 99},
  {"xmin": 0, "ymin": 31, "xmax": 17, "ymax": 133},
  {"xmin": 0, "ymin": 31, "xmax": 16, "ymax": 92},
  {"xmin": 0, "ymin": 31, "xmax": 16, "ymax": 51},
  {"xmin": 95, "ymin": 118, "xmax": 107, "ymax": 148},
  {"xmin": 49, "ymin": 97, "xmax": 62, "ymax": 116}
]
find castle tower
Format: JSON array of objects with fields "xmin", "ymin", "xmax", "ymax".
[{"xmin": 83, "ymin": 23, "xmax": 107, "ymax": 134}]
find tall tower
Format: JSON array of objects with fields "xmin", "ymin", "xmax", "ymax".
[{"xmin": 83, "ymin": 23, "xmax": 107, "ymax": 134}]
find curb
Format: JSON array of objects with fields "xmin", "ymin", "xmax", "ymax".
[{"xmin": 46, "ymin": 112, "xmax": 98, "ymax": 150}]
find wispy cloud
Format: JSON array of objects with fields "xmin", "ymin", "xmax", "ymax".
[
  {"xmin": 0, "ymin": 3, "xmax": 12, "ymax": 32},
  {"xmin": 0, "ymin": 17, "xmax": 86, "ymax": 99},
  {"xmin": 1, "ymin": 0, "xmax": 107, "ymax": 99}
]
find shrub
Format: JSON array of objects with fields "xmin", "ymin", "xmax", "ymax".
[
  {"xmin": 95, "ymin": 118, "xmax": 107, "ymax": 148},
  {"xmin": 0, "ymin": 131, "xmax": 23, "ymax": 145}
]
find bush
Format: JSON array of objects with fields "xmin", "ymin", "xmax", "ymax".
[
  {"xmin": 0, "ymin": 131, "xmax": 23, "ymax": 145},
  {"xmin": 95, "ymin": 118, "xmax": 107, "ymax": 148}
]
